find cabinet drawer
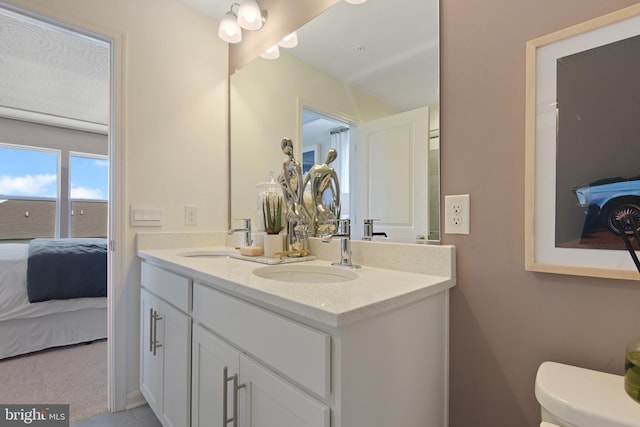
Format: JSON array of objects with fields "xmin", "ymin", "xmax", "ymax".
[
  {"xmin": 141, "ymin": 262, "xmax": 190, "ymax": 312},
  {"xmin": 193, "ymin": 283, "xmax": 330, "ymax": 398}
]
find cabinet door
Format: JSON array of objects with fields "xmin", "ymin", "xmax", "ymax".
[
  {"xmin": 161, "ymin": 300, "xmax": 191, "ymax": 427},
  {"xmin": 192, "ymin": 324, "xmax": 239, "ymax": 427},
  {"xmin": 140, "ymin": 289, "xmax": 163, "ymax": 416},
  {"xmin": 240, "ymin": 355, "xmax": 330, "ymax": 427}
]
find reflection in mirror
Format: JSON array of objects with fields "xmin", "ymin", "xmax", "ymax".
[
  {"xmin": 301, "ymin": 110, "xmax": 349, "ymax": 236},
  {"xmin": 230, "ymin": 0, "xmax": 439, "ymax": 242}
]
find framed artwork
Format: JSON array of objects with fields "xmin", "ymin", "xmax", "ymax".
[
  {"xmin": 525, "ymin": 4, "xmax": 640, "ymax": 280},
  {"xmin": 302, "ymin": 144, "xmax": 320, "ymax": 174}
]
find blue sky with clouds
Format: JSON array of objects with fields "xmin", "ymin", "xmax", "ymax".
[{"xmin": 0, "ymin": 146, "xmax": 108, "ymax": 200}]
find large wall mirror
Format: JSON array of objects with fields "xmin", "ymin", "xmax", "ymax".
[{"xmin": 230, "ymin": 0, "xmax": 440, "ymax": 242}]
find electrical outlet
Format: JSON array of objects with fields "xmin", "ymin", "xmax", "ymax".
[
  {"xmin": 185, "ymin": 205, "xmax": 198, "ymax": 226},
  {"xmin": 445, "ymin": 194, "xmax": 470, "ymax": 234}
]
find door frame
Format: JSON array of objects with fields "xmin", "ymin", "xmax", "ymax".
[{"xmin": 0, "ymin": 1, "xmax": 127, "ymax": 412}]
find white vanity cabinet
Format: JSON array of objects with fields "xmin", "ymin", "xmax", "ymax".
[
  {"xmin": 140, "ymin": 263, "xmax": 191, "ymax": 427},
  {"xmin": 192, "ymin": 324, "xmax": 330, "ymax": 427},
  {"xmin": 190, "ymin": 280, "xmax": 448, "ymax": 427},
  {"xmin": 191, "ymin": 283, "xmax": 330, "ymax": 427},
  {"xmin": 138, "ymin": 251, "xmax": 452, "ymax": 427}
]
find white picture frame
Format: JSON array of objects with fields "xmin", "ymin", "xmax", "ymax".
[{"xmin": 524, "ymin": 4, "xmax": 640, "ymax": 280}]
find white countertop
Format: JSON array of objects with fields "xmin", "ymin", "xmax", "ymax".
[{"xmin": 138, "ymin": 246, "xmax": 455, "ymax": 328}]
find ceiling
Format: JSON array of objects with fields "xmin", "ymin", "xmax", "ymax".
[{"xmin": 0, "ymin": 7, "xmax": 110, "ymax": 128}]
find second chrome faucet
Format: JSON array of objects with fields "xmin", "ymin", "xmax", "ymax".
[
  {"xmin": 321, "ymin": 218, "xmax": 360, "ymax": 268},
  {"xmin": 228, "ymin": 218, "xmax": 253, "ymax": 247}
]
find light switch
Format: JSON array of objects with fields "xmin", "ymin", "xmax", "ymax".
[
  {"xmin": 131, "ymin": 205, "xmax": 163, "ymax": 227},
  {"xmin": 185, "ymin": 205, "xmax": 198, "ymax": 226}
]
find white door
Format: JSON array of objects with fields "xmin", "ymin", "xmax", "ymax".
[
  {"xmin": 140, "ymin": 289, "xmax": 163, "ymax": 416},
  {"xmin": 161, "ymin": 301, "xmax": 190, "ymax": 427},
  {"xmin": 192, "ymin": 324, "xmax": 239, "ymax": 427},
  {"xmin": 352, "ymin": 106, "xmax": 430, "ymax": 240},
  {"xmin": 239, "ymin": 355, "xmax": 330, "ymax": 427}
]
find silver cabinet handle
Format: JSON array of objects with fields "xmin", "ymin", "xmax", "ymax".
[
  {"xmin": 233, "ymin": 373, "xmax": 246, "ymax": 427},
  {"xmin": 152, "ymin": 310, "xmax": 163, "ymax": 356},
  {"xmin": 222, "ymin": 367, "xmax": 229, "ymax": 426},
  {"xmin": 223, "ymin": 367, "xmax": 246, "ymax": 427},
  {"xmin": 148, "ymin": 308, "xmax": 154, "ymax": 352}
]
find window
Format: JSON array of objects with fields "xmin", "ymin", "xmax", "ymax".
[
  {"xmin": 70, "ymin": 154, "xmax": 108, "ymax": 237},
  {"xmin": 0, "ymin": 144, "xmax": 108, "ymax": 240},
  {"xmin": 0, "ymin": 145, "xmax": 58, "ymax": 198},
  {"xmin": 70, "ymin": 155, "xmax": 108, "ymax": 201},
  {"xmin": 0, "ymin": 145, "xmax": 58, "ymax": 240}
]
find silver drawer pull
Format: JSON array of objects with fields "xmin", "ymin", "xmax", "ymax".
[
  {"xmin": 152, "ymin": 310, "xmax": 163, "ymax": 356},
  {"xmin": 223, "ymin": 367, "xmax": 246, "ymax": 427},
  {"xmin": 148, "ymin": 308, "xmax": 154, "ymax": 352}
]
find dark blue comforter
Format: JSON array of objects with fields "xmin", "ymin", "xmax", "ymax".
[{"xmin": 27, "ymin": 238, "xmax": 108, "ymax": 303}]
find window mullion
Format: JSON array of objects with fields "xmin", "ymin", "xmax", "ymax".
[{"xmin": 59, "ymin": 149, "xmax": 70, "ymax": 238}]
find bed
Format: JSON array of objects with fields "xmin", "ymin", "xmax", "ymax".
[{"xmin": 0, "ymin": 238, "xmax": 108, "ymax": 359}]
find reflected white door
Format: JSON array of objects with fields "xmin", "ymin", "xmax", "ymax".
[{"xmin": 352, "ymin": 106, "xmax": 429, "ymax": 240}]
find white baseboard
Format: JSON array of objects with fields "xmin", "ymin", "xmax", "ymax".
[{"xmin": 125, "ymin": 390, "xmax": 146, "ymax": 410}]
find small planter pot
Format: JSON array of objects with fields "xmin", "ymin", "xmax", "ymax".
[{"xmin": 263, "ymin": 233, "xmax": 283, "ymax": 258}]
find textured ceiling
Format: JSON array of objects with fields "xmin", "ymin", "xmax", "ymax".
[{"xmin": 0, "ymin": 8, "xmax": 109, "ymax": 127}]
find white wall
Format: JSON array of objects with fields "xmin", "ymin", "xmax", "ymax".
[{"xmin": 3, "ymin": 0, "xmax": 229, "ymax": 410}]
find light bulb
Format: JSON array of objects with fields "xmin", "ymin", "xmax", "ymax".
[
  {"xmin": 278, "ymin": 31, "xmax": 298, "ymax": 48},
  {"xmin": 260, "ymin": 45, "xmax": 280, "ymax": 60},
  {"xmin": 237, "ymin": 0, "xmax": 263, "ymax": 30},
  {"xmin": 218, "ymin": 11, "xmax": 242, "ymax": 43}
]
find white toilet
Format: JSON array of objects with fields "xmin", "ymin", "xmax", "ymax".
[{"xmin": 535, "ymin": 361, "xmax": 640, "ymax": 427}]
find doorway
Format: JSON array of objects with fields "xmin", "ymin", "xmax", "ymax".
[
  {"xmin": 301, "ymin": 108, "xmax": 351, "ymax": 218},
  {"xmin": 0, "ymin": 3, "xmax": 113, "ymax": 420}
]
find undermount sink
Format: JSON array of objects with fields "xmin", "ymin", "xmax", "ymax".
[
  {"xmin": 177, "ymin": 249, "xmax": 237, "ymax": 258},
  {"xmin": 252, "ymin": 264, "xmax": 358, "ymax": 283}
]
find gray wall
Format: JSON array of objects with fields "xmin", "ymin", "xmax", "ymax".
[{"xmin": 441, "ymin": 1, "xmax": 640, "ymax": 426}]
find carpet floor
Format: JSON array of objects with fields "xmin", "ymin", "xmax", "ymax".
[{"xmin": 0, "ymin": 339, "xmax": 109, "ymax": 423}]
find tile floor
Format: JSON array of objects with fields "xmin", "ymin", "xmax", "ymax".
[{"xmin": 71, "ymin": 405, "xmax": 161, "ymax": 427}]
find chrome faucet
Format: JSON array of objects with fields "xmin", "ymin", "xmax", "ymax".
[
  {"xmin": 363, "ymin": 219, "xmax": 388, "ymax": 241},
  {"xmin": 228, "ymin": 218, "xmax": 252, "ymax": 247},
  {"xmin": 321, "ymin": 218, "xmax": 360, "ymax": 268}
]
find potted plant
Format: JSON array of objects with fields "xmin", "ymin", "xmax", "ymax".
[
  {"xmin": 262, "ymin": 194, "xmax": 283, "ymax": 257},
  {"xmin": 263, "ymin": 194, "xmax": 283, "ymax": 234}
]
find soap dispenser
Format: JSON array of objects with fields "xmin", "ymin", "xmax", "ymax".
[{"xmin": 625, "ymin": 336, "xmax": 640, "ymax": 403}]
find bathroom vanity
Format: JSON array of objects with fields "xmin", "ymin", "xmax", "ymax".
[{"xmin": 138, "ymin": 241, "xmax": 455, "ymax": 427}]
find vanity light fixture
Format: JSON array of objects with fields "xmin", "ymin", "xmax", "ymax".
[
  {"xmin": 345, "ymin": 0, "xmax": 367, "ymax": 4},
  {"xmin": 237, "ymin": 0, "xmax": 265, "ymax": 30},
  {"xmin": 218, "ymin": 5, "xmax": 242, "ymax": 43},
  {"xmin": 217, "ymin": 1, "xmax": 267, "ymax": 44},
  {"xmin": 278, "ymin": 31, "xmax": 298, "ymax": 48},
  {"xmin": 260, "ymin": 44, "xmax": 280, "ymax": 59},
  {"xmin": 261, "ymin": 31, "xmax": 298, "ymax": 60}
]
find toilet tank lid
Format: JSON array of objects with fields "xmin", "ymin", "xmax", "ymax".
[{"xmin": 535, "ymin": 361, "xmax": 640, "ymax": 427}]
